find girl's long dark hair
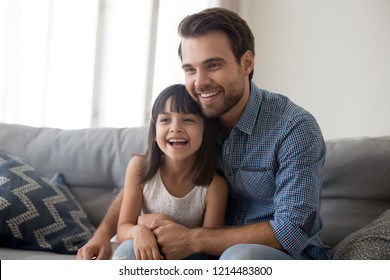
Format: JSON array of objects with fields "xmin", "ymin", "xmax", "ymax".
[{"xmin": 139, "ymin": 84, "xmax": 217, "ymax": 187}]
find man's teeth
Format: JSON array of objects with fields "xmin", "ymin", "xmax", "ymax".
[{"xmin": 201, "ymin": 92, "xmax": 218, "ymax": 98}]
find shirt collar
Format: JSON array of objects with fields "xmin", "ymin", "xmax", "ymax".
[{"xmin": 235, "ymin": 82, "xmax": 262, "ymax": 136}]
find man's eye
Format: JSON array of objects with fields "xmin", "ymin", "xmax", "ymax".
[
  {"xmin": 208, "ymin": 63, "xmax": 220, "ymax": 70},
  {"xmin": 183, "ymin": 67, "xmax": 196, "ymax": 74}
]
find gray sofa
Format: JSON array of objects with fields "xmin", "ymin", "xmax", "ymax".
[{"xmin": 0, "ymin": 122, "xmax": 389, "ymax": 260}]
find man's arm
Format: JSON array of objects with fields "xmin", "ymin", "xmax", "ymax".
[
  {"xmin": 152, "ymin": 220, "xmax": 284, "ymax": 260},
  {"xmin": 77, "ymin": 190, "xmax": 124, "ymax": 260},
  {"xmin": 193, "ymin": 222, "xmax": 284, "ymax": 256}
]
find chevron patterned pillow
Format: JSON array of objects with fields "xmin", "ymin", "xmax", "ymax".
[{"xmin": 0, "ymin": 150, "xmax": 95, "ymax": 254}]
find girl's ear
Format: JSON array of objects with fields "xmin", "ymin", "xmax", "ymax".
[{"xmin": 241, "ymin": 50, "xmax": 254, "ymax": 76}]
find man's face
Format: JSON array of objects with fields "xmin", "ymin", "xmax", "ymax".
[{"xmin": 180, "ymin": 31, "xmax": 251, "ymax": 120}]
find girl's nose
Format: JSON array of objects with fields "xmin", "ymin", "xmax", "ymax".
[{"xmin": 169, "ymin": 121, "xmax": 182, "ymax": 132}]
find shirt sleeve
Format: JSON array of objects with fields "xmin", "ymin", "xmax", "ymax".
[{"xmin": 269, "ymin": 112, "xmax": 326, "ymax": 257}]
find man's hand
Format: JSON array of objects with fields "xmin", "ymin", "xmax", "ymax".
[
  {"xmin": 137, "ymin": 213, "xmax": 171, "ymax": 229},
  {"xmin": 77, "ymin": 235, "xmax": 112, "ymax": 260},
  {"xmin": 77, "ymin": 189, "xmax": 123, "ymax": 260},
  {"xmin": 151, "ymin": 220, "xmax": 194, "ymax": 260}
]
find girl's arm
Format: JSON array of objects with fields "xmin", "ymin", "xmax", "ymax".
[
  {"xmin": 202, "ymin": 173, "xmax": 229, "ymax": 228},
  {"xmin": 117, "ymin": 156, "xmax": 163, "ymax": 260}
]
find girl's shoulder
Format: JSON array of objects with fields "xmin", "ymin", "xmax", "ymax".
[
  {"xmin": 213, "ymin": 172, "xmax": 227, "ymax": 183},
  {"xmin": 126, "ymin": 155, "xmax": 147, "ymax": 174},
  {"xmin": 128, "ymin": 154, "xmax": 146, "ymax": 166},
  {"xmin": 204, "ymin": 172, "xmax": 228, "ymax": 208},
  {"xmin": 208, "ymin": 172, "xmax": 228, "ymax": 192},
  {"xmin": 124, "ymin": 155, "xmax": 148, "ymax": 190}
]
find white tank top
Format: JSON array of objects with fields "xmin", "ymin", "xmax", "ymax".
[{"xmin": 142, "ymin": 169, "xmax": 208, "ymax": 228}]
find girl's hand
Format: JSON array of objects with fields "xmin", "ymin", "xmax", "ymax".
[
  {"xmin": 133, "ymin": 225, "xmax": 164, "ymax": 260},
  {"xmin": 138, "ymin": 213, "xmax": 172, "ymax": 229}
]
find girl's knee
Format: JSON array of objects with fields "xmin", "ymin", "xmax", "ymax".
[{"xmin": 112, "ymin": 239, "xmax": 136, "ymax": 260}]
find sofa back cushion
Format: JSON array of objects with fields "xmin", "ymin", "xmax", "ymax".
[
  {"xmin": 0, "ymin": 123, "xmax": 148, "ymax": 226},
  {"xmin": 321, "ymin": 136, "xmax": 390, "ymax": 247}
]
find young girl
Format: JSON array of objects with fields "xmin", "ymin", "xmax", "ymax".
[{"xmin": 112, "ymin": 84, "xmax": 228, "ymax": 260}]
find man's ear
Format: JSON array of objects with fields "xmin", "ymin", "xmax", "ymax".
[{"xmin": 241, "ymin": 50, "xmax": 254, "ymax": 75}]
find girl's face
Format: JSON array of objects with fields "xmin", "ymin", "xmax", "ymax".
[{"xmin": 155, "ymin": 98, "xmax": 204, "ymax": 164}]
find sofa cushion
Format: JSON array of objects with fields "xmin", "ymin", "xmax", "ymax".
[
  {"xmin": 0, "ymin": 149, "xmax": 95, "ymax": 254},
  {"xmin": 333, "ymin": 208, "xmax": 390, "ymax": 259},
  {"xmin": 321, "ymin": 136, "xmax": 390, "ymax": 247}
]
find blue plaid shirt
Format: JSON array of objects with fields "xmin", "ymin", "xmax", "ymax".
[{"xmin": 216, "ymin": 83, "xmax": 333, "ymax": 259}]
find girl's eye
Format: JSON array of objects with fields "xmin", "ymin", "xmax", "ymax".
[
  {"xmin": 159, "ymin": 117, "xmax": 169, "ymax": 123},
  {"xmin": 184, "ymin": 118, "xmax": 194, "ymax": 122}
]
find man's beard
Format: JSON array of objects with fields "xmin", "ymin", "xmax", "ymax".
[
  {"xmin": 200, "ymin": 90, "xmax": 243, "ymax": 118},
  {"xmin": 199, "ymin": 71, "xmax": 245, "ymax": 119}
]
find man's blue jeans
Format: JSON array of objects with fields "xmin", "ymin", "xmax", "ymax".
[{"xmin": 219, "ymin": 244, "xmax": 295, "ymax": 260}]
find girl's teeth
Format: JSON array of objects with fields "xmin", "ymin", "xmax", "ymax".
[{"xmin": 169, "ymin": 139, "xmax": 186, "ymax": 143}]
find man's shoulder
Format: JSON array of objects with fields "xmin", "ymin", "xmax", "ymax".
[
  {"xmin": 255, "ymin": 87, "xmax": 308, "ymax": 118},
  {"xmin": 249, "ymin": 84, "xmax": 322, "ymax": 136}
]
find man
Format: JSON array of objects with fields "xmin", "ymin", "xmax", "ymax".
[{"xmin": 78, "ymin": 7, "xmax": 332, "ymax": 260}]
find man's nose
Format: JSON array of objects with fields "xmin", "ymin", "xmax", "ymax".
[{"xmin": 194, "ymin": 70, "xmax": 211, "ymax": 89}]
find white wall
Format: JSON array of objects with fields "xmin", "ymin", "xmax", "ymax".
[{"xmin": 241, "ymin": 0, "xmax": 390, "ymax": 140}]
